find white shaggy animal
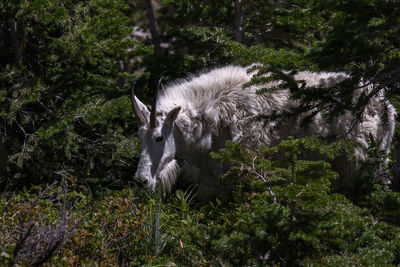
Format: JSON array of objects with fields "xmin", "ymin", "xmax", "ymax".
[{"xmin": 132, "ymin": 65, "xmax": 396, "ymax": 200}]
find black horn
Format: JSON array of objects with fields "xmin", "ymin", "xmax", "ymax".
[{"xmin": 150, "ymin": 76, "xmax": 163, "ymax": 129}]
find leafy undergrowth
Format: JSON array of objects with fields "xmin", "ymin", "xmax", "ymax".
[{"xmin": 2, "ymin": 138, "xmax": 400, "ymax": 266}]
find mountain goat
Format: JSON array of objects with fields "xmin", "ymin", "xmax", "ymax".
[{"xmin": 132, "ymin": 65, "xmax": 396, "ymax": 200}]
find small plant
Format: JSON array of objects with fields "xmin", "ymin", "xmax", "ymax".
[{"xmin": 0, "ymin": 181, "xmax": 80, "ymax": 266}]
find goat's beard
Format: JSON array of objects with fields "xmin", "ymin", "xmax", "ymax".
[{"xmin": 158, "ymin": 159, "xmax": 180, "ymax": 192}]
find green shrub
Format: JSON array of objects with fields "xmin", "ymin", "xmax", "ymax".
[{"xmin": 153, "ymin": 138, "xmax": 400, "ymax": 266}]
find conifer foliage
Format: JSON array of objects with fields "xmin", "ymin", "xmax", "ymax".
[{"xmin": 0, "ymin": 0, "xmax": 138, "ymax": 191}]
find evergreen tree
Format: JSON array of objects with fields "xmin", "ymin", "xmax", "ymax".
[{"xmin": 0, "ymin": 0, "xmax": 139, "ymax": 191}]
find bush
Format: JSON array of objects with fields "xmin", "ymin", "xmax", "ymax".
[
  {"xmin": 154, "ymin": 138, "xmax": 400, "ymax": 266},
  {"xmin": 2, "ymin": 139, "xmax": 400, "ymax": 266},
  {"xmin": 0, "ymin": 182, "xmax": 159, "ymax": 266}
]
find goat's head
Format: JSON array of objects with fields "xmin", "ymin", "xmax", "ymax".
[{"xmin": 131, "ymin": 78, "xmax": 181, "ymax": 191}]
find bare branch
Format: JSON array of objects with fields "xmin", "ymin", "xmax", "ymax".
[{"xmin": 10, "ymin": 181, "xmax": 81, "ymax": 266}]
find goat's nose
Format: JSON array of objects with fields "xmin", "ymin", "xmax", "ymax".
[
  {"xmin": 136, "ymin": 176, "xmax": 145, "ymax": 183},
  {"xmin": 135, "ymin": 174, "xmax": 155, "ymax": 189},
  {"xmin": 135, "ymin": 174, "xmax": 147, "ymax": 184}
]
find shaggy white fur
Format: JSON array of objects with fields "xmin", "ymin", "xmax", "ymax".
[
  {"xmin": 157, "ymin": 159, "xmax": 179, "ymax": 192},
  {"xmin": 135, "ymin": 65, "xmax": 396, "ymax": 198}
]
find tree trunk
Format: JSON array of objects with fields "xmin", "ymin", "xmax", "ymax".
[
  {"xmin": 118, "ymin": 60, "xmax": 125, "ymax": 89},
  {"xmin": 0, "ymin": 137, "xmax": 7, "ymax": 179},
  {"xmin": 391, "ymin": 140, "xmax": 400, "ymax": 191},
  {"xmin": 8, "ymin": 19, "xmax": 22, "ymax": 63},
  {"xmin": 273, "ymin": 0, "xmax": 280, "ymax": 9},
  {"xmin": 234, "ymin": 0, "xmax": 244, "ymax": 43},
  {"xmin": 143, "ymin": 0, "xmax": 161, "ymax": 55}
]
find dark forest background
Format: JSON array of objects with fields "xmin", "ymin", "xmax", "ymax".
[{"xmin": 1, "ymin": 0, "xmax": 400, "ymax": 265}]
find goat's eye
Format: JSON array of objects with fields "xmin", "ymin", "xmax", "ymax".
[{"xmin": 155, "ymin": 136, "xmax": 164, "ymax": 142}]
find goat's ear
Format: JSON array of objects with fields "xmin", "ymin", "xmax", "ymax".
[
  {"xmin": 134, "ymin": 95, "xmax": 150, "ymax": 119},
  {"xmin": 165, "ymin": 107, "xmax": 181, "ymax": 125}
]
